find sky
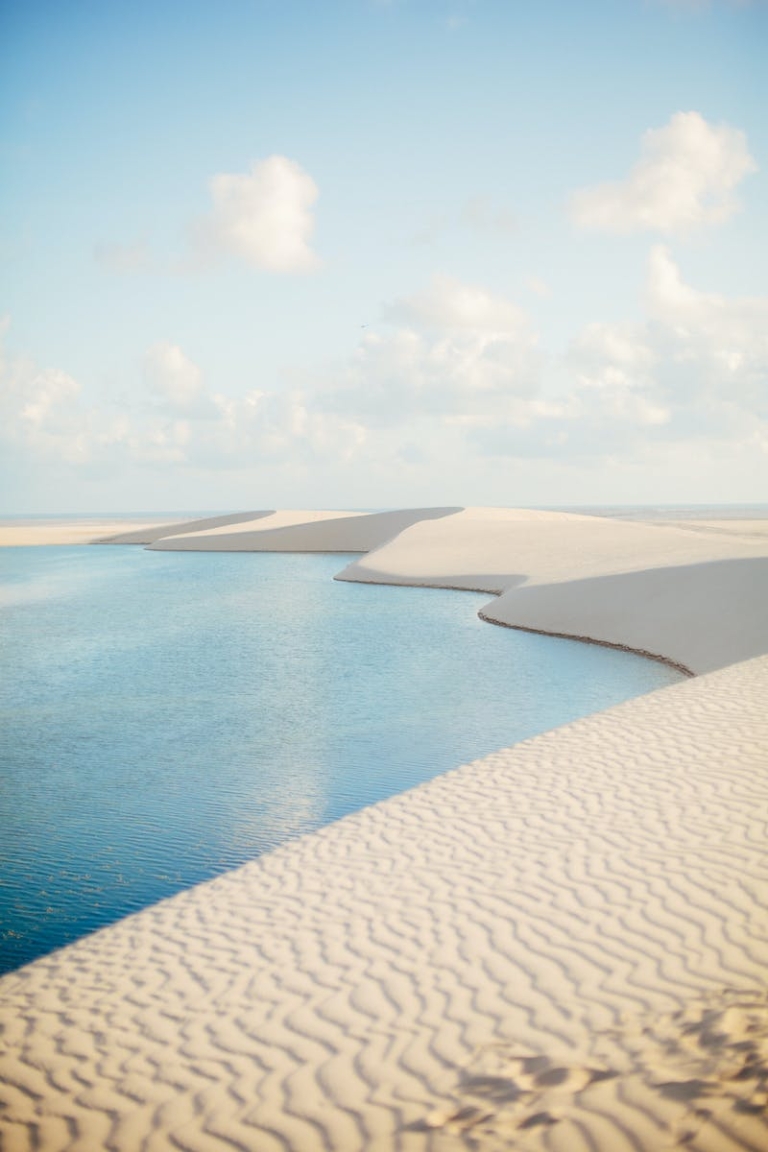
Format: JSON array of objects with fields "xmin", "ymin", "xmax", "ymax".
[{"xmin": 1, "ymin": 0, "xmax": 766, "ymax": 513}]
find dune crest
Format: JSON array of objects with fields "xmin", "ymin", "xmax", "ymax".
[
  {"xmin": 147, "ymin": 506, "xmax": 462, "ymax": 552},
  {"xmin": 336, "ymin": 507, "xmax": 768, "ymax": 673},
  {"xmin": 95, "ymin": 510, "xmax": 273, "ymax": 544}
]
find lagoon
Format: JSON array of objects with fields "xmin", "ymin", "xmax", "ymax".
[{"xmin": 0, "ymin": 545, "xmax": 681, "ymax": 973}]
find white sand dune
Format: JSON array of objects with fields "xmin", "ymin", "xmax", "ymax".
[
  {"xmin": 337, "ymin": 507, "xmax": 768, "ymax": 673},
  {"xmin": 1, "ymin": 656, "xmax": 766, "ymax": 1151},
  {"xmin": 154, "ymin": 508, "xmax": 363, "ymax": 539},
  {"xmin": 148, "ymin": 506, "xmax": 462, "ymax": 552},
  {"xmin": 0, "ymin": 517, "xmax": 180, "ymax": 546},
  {"xmin": 95, "ymin": 510, "xmax": 273, "ymax": 544}
]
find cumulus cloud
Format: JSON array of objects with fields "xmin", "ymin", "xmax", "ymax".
[
  {"xmin": 143, "ymin": 341, "xmax": 218, "ymax": 417},
  {"xmin": 385, "ymin": 274, "xmax": 528, "ymax": 334},
  {"xmin": 570, "ymin": 112, "xmax": 756, "ymax": 234},
  {"xmin": 0, "ymin": 328, "xmax": 130, "ymax": 468},
  {"xmin": 472, "ymin": 247, "xmax": 768, "ymax": 461},
  {"xmin": 3, "ymin": 254, "xmax": 766, "ymax": 482},
  {"xmin": 0, "ymin": 321, "xmax": 364, "ymax": 475},
  {"xmin": 645, "ymin": 244, "xmax": 768, "ymax": 421},
  {"xmin": 199, "ymin": 155, "xmax": 320, "ymax": 272},
  {"xmin": 321, "ymin": 275, "xmax": 542, "ymax": 428}
]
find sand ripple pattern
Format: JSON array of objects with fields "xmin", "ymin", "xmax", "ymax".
[{"xmin": 1, "ymin": 657, "xmax": 767, "ymax": 1151}]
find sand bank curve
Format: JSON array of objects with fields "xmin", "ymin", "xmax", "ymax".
[{"xmin": 336, "ymin": 508, "xmax": 768, "ymax": 674}]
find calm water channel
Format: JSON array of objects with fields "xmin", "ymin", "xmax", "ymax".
[{"xmin": 0, "ymin": 545, "xmax": 681, "ymax": 973}]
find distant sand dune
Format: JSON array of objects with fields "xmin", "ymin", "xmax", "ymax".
[
  {"xmin": 95, "ymin": 510, "xmax": 273, "ymax": 544},
  {"xmin": 337, "ymin": 507, "xmax": 768, "ymax": 674},
  {"xmin": 0, "ymin": 518, "xmax": 177, "ymax": 546},
  {"xmin": 1, "ymin": 656, "xmax": 766, "ymax": 1150},
  {"xmin": 148, "ymin": 506, "xmax": 462, "ymax": 552},
  {"xmin": 150, "ymin": 508, "xmax": 363, "ymax": 539}
]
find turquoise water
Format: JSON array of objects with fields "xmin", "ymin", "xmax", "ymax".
[{"xmin": 0, "ymin": 546, "xmax": 681, "ymax": 974}]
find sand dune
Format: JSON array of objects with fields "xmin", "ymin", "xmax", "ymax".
[
  {"xmin": 148, "ymin": 506, "xmax": 462, "ymax": 552},
  {"xmin": 152, "ymin": 508, "xmax": 363, "ymax": 539},
  {"xmin": 95, "ymin": 510, "xmax": 273, "ymax": 544},
  {"xmin": 0, "ymin": 517, "xmax": 179, "ymax": 546},
  {"xmin": 485, "ymin": 556, "xmax": 768, "ymax": 675},
  {"xmin": 1, "ymin": 655, "xmax": 766, "ymax": 1150},
  {"xmin": 336, "ymin": 508, "xmax": 768, "ymax": 673}
]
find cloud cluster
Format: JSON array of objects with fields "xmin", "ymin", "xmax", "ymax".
[
  {"xmin": 4, "ymin": 248, "xmax": 766, "ymax": 482},
  {"xmin": 474, "ymin": 247, "xmax": 767, "ymax": 462},
  {"xmin": 143, "ymin": 341, "xmax": 216, "ymax": 417},
  {"xmin": 320, "ymin": 276, "xmax": 541, "ymax": 428},
  {"xmin": 570, "ymin": 112, "xmax": 756, "ymax": 234},
  {"xmin": 96, "ymin": 156, "xmax": 320, "ymax": 277},
  {"xmin": 201, "ymin": 155, "xmax": 320, "ymax": 272}
]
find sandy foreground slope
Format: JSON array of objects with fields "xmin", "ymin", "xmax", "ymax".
[
  {"xmin": 0, "ymin": 657, "xmax": 767, "ymax": 1152},
  {"xmin": 1, "ymin": 506, "xmax": 767, "ymax": 1151}
]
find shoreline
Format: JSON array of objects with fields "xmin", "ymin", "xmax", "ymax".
[
  {"xmin": 1, "ymin": 506, "xmax": 767, "ymax": 1149},
  {"xmin": 477, "ymin": 609, "xmax": 696, "ymax": 677}
]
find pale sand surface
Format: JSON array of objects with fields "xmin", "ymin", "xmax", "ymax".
[
  {"xmin": 148, "ymin": 506, "xmax": 461, "ymax": 552},
  {"xmin": 337, "ymin": 508, "xmax": 768, "ymax": 673},
  {"xmin": 1, "ymin": 656, "xmax": 766, "ymax": 1151},
  {"xmin": 166, "ymin": 509, "xmax": 363, "ymax": 538},
  {"xmin": 0, "ymin": 519, "xmax": 174, "ymax": 546},
  {"xmin": 95, "ymin": 511, "xmax": 272, "ymax": 545}
]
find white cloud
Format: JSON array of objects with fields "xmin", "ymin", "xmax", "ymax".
[
  {"xmin": 322, "ymin": 275, "xmax": 541, "ymax": 427},
  {"xmin": 570, "ymin": 112, "xmax": 756, "ymax": 234},
  {"xmin": 0, "ymin": 328, "xmax": 130, "ymax": 468},
  {"xmin": 143, "ymin": 341, "xmax": 217, "ymax": 417},
  {"xmin": 2, "ymin": 253, "xmax": 766, "ymax": 483},
  {"xmin": 385, "ymin": 274, "xmax": 528, "ymax": 335},
  {"xmin": 472, "ymin": 247, "xmax": 768, "ymax": 461},
  {"xmin": 0, "ymin": 322, "xmax": 363, "ymax": 475},
  {"xmin": 201, "ymin": 155, "xmax": 320, "ymax": 272},
  {"xmin": 645, "ymin": 244, "xmax": 768, "ymax": 420}
]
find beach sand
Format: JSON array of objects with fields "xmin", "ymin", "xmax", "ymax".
[
  {"xmin": 1, "ymin": 506, "xmax": 767, "ymax": 1151},
  {"xmin": 0, "ymin": 518, "xmax": 178, "ymax": 546},
  {"xmin": 146, "ymin": 506, "xmax": 461, "ymax": 552},
  {"xmin": 337, "ymin": 508, "xmax": 768, "ymax": 673}
]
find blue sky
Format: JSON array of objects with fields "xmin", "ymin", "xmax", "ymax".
[{"xmin": 1, "ymin": 0, "xmax": 766, "ymax": 511}]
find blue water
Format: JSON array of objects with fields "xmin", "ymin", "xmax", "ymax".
[{"xmin": 0, "ymin": 546, "xmax": 682, "ymax": 974}]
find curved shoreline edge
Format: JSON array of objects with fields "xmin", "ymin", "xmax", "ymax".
[
  {"xmin": 1, "ymin": 506, "xmax": 767, "ymax": 1150},
  {"xmin": 477, "ymin": 608, "xmax": 696, "ymax": 676}
]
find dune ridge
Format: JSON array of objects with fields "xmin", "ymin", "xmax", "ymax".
[
  {"xmin": 147, "ymin": 506, "xmax": 462, "ymax": 552},
  {"xmin": 336, "ymin": 508, "xmax": 768, "ymax": 674},
  {"xmin": 1, "ymin": 655, "xmax": 766, "ymax": 1150},
  {"xmin": 95, "ymin": 510, "xmax": 274, "ymax": 544}
]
